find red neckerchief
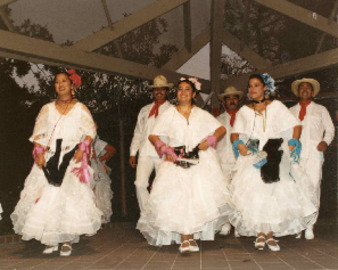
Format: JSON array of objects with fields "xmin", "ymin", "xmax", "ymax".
[
  {"xmin": 148, "ymin": 100, "xmax": 166, "ymax": 118},
  {"xmin": 227, "ymin": 109, "xmax": 239, "ymax": 127},
  {"xmin": 298, "ymin": 100, "xmax": 312, "ymax": 121}
]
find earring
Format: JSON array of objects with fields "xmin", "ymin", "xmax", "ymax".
[{"xmin": 71, "ymin": 89, "xmax": 76, "ymax": 98}]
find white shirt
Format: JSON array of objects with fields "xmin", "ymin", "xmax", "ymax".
[
  {"xmin": 130, "ymin": 101, "xmax": 172, "ymax": 157},
  {"xmin": 216, "ymin": 111, "xmax": 236, "ymax": 164},
  {"xmin": 289, "ymin": 101, "xmax": 335, "ymax": 159}
]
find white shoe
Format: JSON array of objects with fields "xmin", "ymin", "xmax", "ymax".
[
  {"xmin": 43, "ymin": 245, "xmax": 58, "ymax": 254},
  {"xmin": 179, "ymin": 240, "xmax": 190, "ymax": 254},
  {"xmin": 60, "ymin": 243, "xmax": 72, "ymax": 256},
  {"xmin": 266, "ymin": 238, "xmax": 280, "ymax": 252},
  {"xmin": 234, "ymin": 229, "xmax": 241, "ymax": 238},
  {"xmin": 295, "ymin": 232, "xmax": 302, "ymax": 239},
  {"xmin": 254, "ymin": 235, "xmax": 266, "ymax": 251},
  {"xmin": 219, "ymin": 223, "xmax": 231, "ymax": 236},
  {"xmin": 305, "ymin": 228, "xmax": 314, "ymax": 240},
  {"xmin": 188, "ymin": 239, "xmax": 199, "ymax": 252}
]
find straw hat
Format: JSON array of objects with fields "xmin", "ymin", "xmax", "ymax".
[
  {"xmin": 291, "ymin": 78, "xmax": 320, "ymax": 97},
  {"xmin": 218, "ymin": 86, "xmax": 244, "ymax": 99},
  {"xmin": 148, "ymin": 75, "xmax": 173, "ymax": 89}
]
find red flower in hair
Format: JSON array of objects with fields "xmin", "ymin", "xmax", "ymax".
[{"xmin": 67, "ymin": 69, "xmax": 82, "ymax": 88}]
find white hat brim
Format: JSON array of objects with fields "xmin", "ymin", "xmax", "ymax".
[{"xmin": 291, "ymin": 78, "xmax": 320, "ymax": 97}]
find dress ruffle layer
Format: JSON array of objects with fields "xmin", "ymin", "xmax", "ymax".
[
  {"xmin": 137, "ymin": 151, "xmax": 233, "ymax": 246},
  {"xmin": 229, "ymin": 142, "xmax": 317, "ymax": 237},
  {"xmin": 91, "ymin": 159, "xmax": 113, "ymax": 223},
  {"xmin": 11, "ymin": 161, "xmax": 102, "ymax": 245}
]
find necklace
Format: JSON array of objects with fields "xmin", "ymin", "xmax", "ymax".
[
  {"xmin": 252, "ymin": 97, "xmax": 266, "ymax": 104},
  {"xmin": 254, "ymin": 104, "xmax": 267, "ymax": 132}
]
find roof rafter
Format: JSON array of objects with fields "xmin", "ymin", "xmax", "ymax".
[
  {"xmin": 162, "ymin": 28, "xmax": 210, "ymax": 71},
  {"xmin": 0, "ymin": 0, "xmax": 16, "ymax": 7},
  {"xmin": 72, "ymin": 0, "xmax": 189, "ymax": 52},
  {"xmin": 222, "ymin": 30, "xmax": 271, "ymax": 70},
  {"xmin": 224, "ymin": 48, "xmax": 338, "ymax": 90},
  {"xmin": 0, "ymin": 7, "xmax": 15, "ymax": 31},
  {"xmin": 254, "ymin": 0, "xmax": 338, "ymax": 37},
  {"xmin": 0, "ymin": 30, "xmax": 211, "ymax": 92}
]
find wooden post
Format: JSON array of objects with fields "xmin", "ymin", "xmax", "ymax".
[
  {"xmin": 183, "ymin": 1, "xmax": 192, "ymax": 52},
  {"xmin": 210, "ymin": 0, "xmax": 224, "ymax": 111}
]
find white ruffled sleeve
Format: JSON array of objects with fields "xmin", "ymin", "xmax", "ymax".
[
  {"xmin": 269, "ymin": 100, "xmax": 299, "ymax": 135},
  {"xmin": 79, "ymin": 103, "xmax": 97, "ymax": 139},
  {"xmin": 232, "ymin": 106, "xmax": 254, "ymax": 136},
  {"xmin": 29, "ymin": 104, "xmax": 50, "ymax": 146}
]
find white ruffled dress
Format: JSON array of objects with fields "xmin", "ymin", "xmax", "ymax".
[
  {"xmin": 137, "ymin": 106, "xmax": 233, "ymax": 246},
  {"xmin": 11, "ymin": 101, "xmax": 102, "ymax": 246},
  {"xmin": 90, "ymin": 136, "xmax": 113, "ymax": 223},
  {"xmin": 230, "ymin": 100, "xmax": 316, "ymax": 236}
]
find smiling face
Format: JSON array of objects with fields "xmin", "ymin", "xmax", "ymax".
[
  {"xmin": 224, "ymin": 94, "xmax": 239, "ymax": 111},
  {"xmin": 153, "ymin": 87, "xmax": 167, "ymax": 102},
  {"xmin": 177, "ymin": 81, "xmax": 196, "ymax": 105},
  {"xmin": 297, "ymin": 82, "xmax": 313, "ymax": 101},
  {"xmin": 248, "ymin": 77, "xmax": 267, "ymax": 101},
  {"xmin": 55, "ymin": 73, "xmax": 72, "ymax": 98}
]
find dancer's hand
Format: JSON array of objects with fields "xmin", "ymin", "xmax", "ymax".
[
  {"xmin": 166, "ymin": 153, "xmax": 175, "ymax": 162},
  {"xmin": 129, "ymin": 156, "xmax": 136, "ymax": 168},
  {"xmin": 73, "ymin": 149, "xmax": 84, "ymax": 163},
  {"xmin": 238, "ymin": 143, "xmax": 248, "ymax": 156},
  {"xmin": 317, "ymin": 141, "xmax": 328, "ymax": 152},
  {"xmin": 35, "ymin": 153, "xmax": 46, "ymax": 169}
]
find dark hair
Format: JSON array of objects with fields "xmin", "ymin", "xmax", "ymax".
[
  {"xmin": 176, "ymin": 79, "xmax": 197, "ymax": 104},
  {"xmin": 177, "ymin": 79, "xmax": 197, "ymax": 92},
  {"xmin": 54, "ymin": 72, "xmax": 71, "ymax": 82},
  {"xmin": 249, "ymin": 74, "xmax": 266, "ymax": 86}
]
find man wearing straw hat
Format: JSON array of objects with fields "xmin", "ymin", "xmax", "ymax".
[
  {"xmin": 129, "ymin": 75, "xmax": 173, "ymax": 217},
  {"xmin": 216, "ymin": 86, "xmax": 243, "ymax": 236},
  {"xmin": 289, "ymin": 78, "xmax": 335, "ymax": 240}
]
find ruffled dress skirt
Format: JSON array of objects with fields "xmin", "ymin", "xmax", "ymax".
[
  {"xmin": 229, "ymin": 141, "xmax": 316, "ymax": 237},
  {"xmin": 11, "ymin": 160, "xmax": 102, "ymax": 245},
  {"xmin": 137, "ymin": 150, "xmax": 233, "ymax": 246},
  {"xmin": 91, "ymin": 159, "xmax": 113, "ymax": 223}
]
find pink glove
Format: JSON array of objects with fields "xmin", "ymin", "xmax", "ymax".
[
  {"xmin": 32, "ymin": 145, "xmax": 45, "ymax": 160},
  {"xmin": 206, "ymin": 135, "xmax": 217, "ymax": 149},
  {"xmin": 71, "ymin": 140, "xmax": 91, "ymax": 183},
  {"xmin": 154, "ymin": 140, "xmax": 178, "ymax": 162}
]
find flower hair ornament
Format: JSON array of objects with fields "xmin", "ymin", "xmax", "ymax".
[
  {"xmin": 260, "ymin": 73, "xmax": 276, "ymax": 96},
  {"xmin": 180, "ymin": 77, "xmax": 202, "ymax": 91},
  {"xmin": 67, "ymin": 69, "xmax": 82, "ymax": 88},
  {"xmin": 67, "ymin": 69, "xmax": 82, "ymax": 98}
]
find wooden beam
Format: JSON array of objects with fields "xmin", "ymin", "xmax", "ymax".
[
  {"xmin": 162, "ymin": 28, "xmax": 210, "ymax": 70},
  {"xmin": 183, "ymin": 1, "xmax": 192, "ymax": 52},
  {"xmin": 315, "ymin": 0, "xmax": 338, "ymax": 53},
  {"xmin": 210, "ymin": 0, "xmax": 224, "ymax": 98},
  {"xmin": 0, "ymin": 0, "xmax": 16, "ymax": 7},
  {"xmin": 240, "ymin": 0, "xmax": 250, "ymax": 50},
  {"xmin": 0, "ymin": 30, "xmax": 211, "ymax": 91},
  {"xmin": 0, "ymin": 7, "xmax": 15, "ymax": 32},
  {"xmin": 224, "ymin": 48, "xmax": 338, "ymax": 90},
  {"xmin": 254, "ymin": 0, "xmax": 338, "ymax": 38},
  {"xmin": 223, "ymin": 30, "xmax": 271, "ymax": 70},
  {"xmin": 72, "ymin": 0, "xmax": 189, "ymax": 52}
]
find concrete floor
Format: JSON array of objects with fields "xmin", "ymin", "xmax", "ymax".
[{"xmin": 0, "ymin": 223, "xmax": 337, "ymax": 270}]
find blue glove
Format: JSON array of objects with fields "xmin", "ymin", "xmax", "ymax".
[
  {"xmin": 232, "ymin": 139, "xmax": 244, "ymax": 159},
  {"xmin": 288, "ymin": 138, "xmax": 302, "ymax": 163},
  {"xmin": 253, "ymin": 157, "xmax": 267, "ymax": 169}
]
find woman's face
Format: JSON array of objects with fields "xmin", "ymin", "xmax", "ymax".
[
  {"xmin": 177, "ymin": 82, "xmax": 196, "ymax": 104},
  {"xmin": 55, "ymin": 73, "xmax": 72, "ymax": 97},
  {"xmin": 248, "ymin": 78, "xmax": 267, "ymax": 101}
]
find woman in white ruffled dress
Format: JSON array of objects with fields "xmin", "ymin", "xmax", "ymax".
[
  {"xmin": 91, "ymin": 135, "xmax": 116, "ymax": 223},
  {"xmin": 230, "ymin": 74, "xmax": 316, "ymax": 251},
  {"xmin": 11, "ymin": 70, "xmax": 102, "ymax": 256},
  {"xmin": 137, "ymin": 78, "xmax": 233, "ymax": 254}
]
